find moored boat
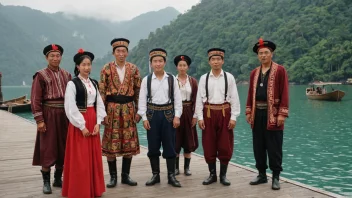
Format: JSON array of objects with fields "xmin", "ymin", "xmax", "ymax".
[{"xmin": 306, "ymin": 82, "xmax": 345, "ymax": 101}]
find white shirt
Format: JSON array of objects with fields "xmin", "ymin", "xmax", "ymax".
[
  {"xmin": 195, "ymin": 70, "xmax": 240, "ymax": 121},
  {"xmin": 176, "ymin": 75, "xmax": 197, "ymax": 118},
  {"xmin": 176, "ymin": 75, "xmax": 192, "ymax": 101},
  {"xmin": 115, "ymin": 62, "xmax": 126, "ymax": 83},
  {"xmin": 64, "ymin": 75, "xmax": 107, "ymax": 130},
  {"xmin": 138, "ymin": 72, "xmax": 182, "ymax": 121}
]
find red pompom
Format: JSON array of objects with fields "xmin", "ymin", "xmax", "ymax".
[
  {"xmin": 181, "ymin": 56, "xmax": 185, "ymax": 61},
  {"xmin": 78, "ymin": 48, "xmax": 84, "ymax": 54},
  {"xmin": 259, "ymin": 38, "xmax": 264, "ymax": 47},
  {"xmin": 52, "ymin": 44, "xmax": 58, "ymax": 50}
]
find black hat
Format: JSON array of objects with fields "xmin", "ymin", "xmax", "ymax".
[
  {"xmin": 43, "ymin": 44, "xmax": 64, "ymax": 56},
  {"xmin": 207, "ymin": 48, "xmax": 225, "ymax": 58},
  {"xmin": 149, "ymin": 48, "xmax": 167, "ymax": 59},
  {"xmin": 73, "ymin": 48, "xmax": 94, "ymax": 64},
  {"xmin": 111, "ymin": 38, "xmax": 130, "ymax": 51},
  {"xmin": 174, "ymin": 55, "xmax": 192, "ymax": 66},
  {"xmin": 253, "ymin": 38, "xmax": 276, "ymax": 53}
]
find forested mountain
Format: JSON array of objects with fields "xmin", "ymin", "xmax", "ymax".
[
  {"xmin": 127, "ymin": 0, "xmax": 352, "ymax": 84},
  {"xmin": 0, "ymin": 4, "xmax": 180, "ymax": 85}
]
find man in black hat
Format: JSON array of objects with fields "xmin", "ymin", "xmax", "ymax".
[
  {"xmin": 31, "ymin": 44, "xmax": 72, "ymax": 194},
  {"xmin": 99, "ymin": 38, "xmax": 141, "ymax": 187},
  {"xmin": 195, "ymin": 48, "xmax": 240, "ymax": 186},
  {"xmin": 137, "ymin": 48, "xmax": 183, "ymax": 187},
  {"xmin": 246, "ymin": 38, "xmax": 289, "ymax": 190}
]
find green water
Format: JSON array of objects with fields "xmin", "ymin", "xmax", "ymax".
[{"xmin": 2, "ymin": 85, "xmax": 352, "ymax": 196}]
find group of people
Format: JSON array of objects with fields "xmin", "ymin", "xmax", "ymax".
[{"xmin": 30, "ymin": 37, "xmax": 289, "ymax": 197}]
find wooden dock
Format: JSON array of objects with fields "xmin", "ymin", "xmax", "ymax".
[{"xmin": 0, "ymin": 110, "xmax": 344, "ymax": 198}]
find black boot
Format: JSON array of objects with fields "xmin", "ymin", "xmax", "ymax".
[
  {"xmin": 220, "ymin": 164, "xmax": 231, "ymax": 186},
  {"xmin": 53, "ymin": 168, "xmax": 63, "ymax": 187},
  {"xmin": 184, "ymin": 158, "xmax": 192, "ymax": 176},
  {"xmin": 146, "ymin": 157, "xmax": 160, "ymax": 186},
  {"xmin": 166, "ymin": 158, "xmax": 181, "ymax": 187},
  {"xmin": 121, "ymin": 157, "xmax": 137, "ymax": 186},
  {"xmin": 202, "ymin": 163, "xmax": 217, "ymax": 185},
  {"xmin": 272, "ymin": 173, "xmax": 280, "ymax": 190},
  {"xmin": 249, "ymin": 171, "xmax": 268, "ymax": 185},
  {"xmin": 106, "ymin": 160, "xmax": 117, "ymax": 188},
  {"xmin": 41, "ymin": 170, "xmax": 52, "ymax": 194},
  {"xmin": 175, "ymin": 156, "xmax": 180, "ymax": 175}
]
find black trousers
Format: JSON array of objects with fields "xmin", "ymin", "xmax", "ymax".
[
  {"xmin": 252, "ymin": 109, "xmax": 283, "ymax": 175},
  {"xmin": 147, "ymin": 109, "xmax": 176, "ymax": 159}
]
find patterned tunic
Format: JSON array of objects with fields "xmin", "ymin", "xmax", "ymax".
[{"xmin": 99, "ymin": 61, "xmax": 141, "ymax": 157}]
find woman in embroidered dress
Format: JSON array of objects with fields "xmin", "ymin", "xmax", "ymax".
[
  {"xmin": 174, "ymin": 55, "xmax": 199, "ymax": 176},
  {"xmin": 62, "ymin": 49, "xmax": 106, "ymax": 198}
]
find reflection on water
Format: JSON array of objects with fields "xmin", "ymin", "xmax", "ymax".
[{"xmin": 6, "ymin": 85, "xmax": 352, "ymax": 196}]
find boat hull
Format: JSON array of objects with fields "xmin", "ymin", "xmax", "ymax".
[
  {"xmin": 0, "ymin": 95, "xmax": 32, "ymax": 113},
  {"xmin": 306, "ymin": 90, "xmax": 345, "ymax": 101}
]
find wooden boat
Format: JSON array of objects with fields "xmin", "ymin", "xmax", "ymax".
[
  {"xmin": 0, "ymin": 95, "xmax": 32, "ymax": 113},
  {"xmin": 306, "ymin": 82, "xmax": 345, "ymax": 101}
]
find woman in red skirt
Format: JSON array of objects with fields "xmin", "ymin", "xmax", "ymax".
[
  {"xmin": 62, "ymin": 49, "xmax": 106, "ymax": 198},
  {"xmin": 174, "ymin": 55, "xmax": 199, "ymax": 176}
]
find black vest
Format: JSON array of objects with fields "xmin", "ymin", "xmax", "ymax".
[
  {"xmin": 147, "ymin": 72, "xmax": 174, "ymax": 104},
  {"xmin": 71, "ymin": 77, "xmax": 99, "ymax": 112}
]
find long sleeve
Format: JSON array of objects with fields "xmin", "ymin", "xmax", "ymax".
[
  {"xmin": 96, "ymin": 90, "xmax": 107, "ymax": 124},
  {"xmin": 64, "ymin": 81, "xmax": 86, "ymax": 130},
  {"xmin": 137, "ymin": 77, "xmax": 148, "ymax": 121},
  {"xmin": 133, "ymin": 66, "xmax": 141, "ymax": 112},
  {"xmin": 173, "ymin": 76, "xmax": 183, "ymax": 118},
  {"xmin": 99, "ymin": 66, "xmax": 107, "ymax": 104},
  {"xmin": 191, "ymin": 77, "xmax": 198, "ymax": 119},
  {"xmin": 278, "ymin": 67, "xmax": 289, "ymax": 117},
  {"xmin": 31, "ymin": 73, "xmax": 44, "ymax": 124},
  {"xmin": 246, "ymin": 71, "xmax": 254, "ymax": 115},
  {"xmin": 229, "ymin": 75, "xmax": 241, "ymax": 121},
  {"xmin": 195, "ymin": 75, "xmax": 206, "ymax": 121}
]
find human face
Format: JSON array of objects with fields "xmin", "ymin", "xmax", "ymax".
[
  {"xmin": 151, "ymin": 56, "xmax": 166, "ymax": 73},
  {"xmin": 77, "ymin": 58, "xmax": 92, "ymax": 78},
  {"xmin": 46, "ymin": 51, "xmax": 61, "ymax": 67},
  {"xmin": 208, "ymin": 56, "xmax": 224, "ymax": 71},
  {"xmin": 113, "ymin": 47, "xmax": 128, "ymax": 63},
  {"xmin": 257, "ymin": 48, "xmax": 273, "ymax": 65},
  {"xmin": 176, "ymin": 60, "xmax": 189, "ymax": 76}
]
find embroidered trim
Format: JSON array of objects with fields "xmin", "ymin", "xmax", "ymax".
[
  {"xmin": 268, "ymin": 62, "xmax": 278, "ymax": 125},
  {"xmin": 279, "ymin": 107, "xmax": 289, "ymax": 115},
  {"xmin": 33, "ymin": 112, "xmax": 42, "ymax": 117}
]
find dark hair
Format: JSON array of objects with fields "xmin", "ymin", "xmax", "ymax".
[
  {"xmin": 112, "ymin": 46, "xmax": 128, "ymax": 54},
  {"xmin": 74, "ymin": 55, "xmax": 92, "ymax": 77},
  {"xmin": 208, "ymin": 55, "xmax": 224, "ymax": 61},
  {"xmin": 150, "ymin": 56, "xmax": 166, "ymax": 62}
]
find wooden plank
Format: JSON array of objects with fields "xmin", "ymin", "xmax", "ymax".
[{"xmin": 0, "ymin": 110, "xmax": 344, "ymax": 198}]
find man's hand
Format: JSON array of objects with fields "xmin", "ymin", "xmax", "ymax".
[
  {"xmin": 228, "ymin": 120, "xmax": 236, "ymax": 129},
  {"xmin": 246, "ymin": 114, "xmax": 252, "ymax": 124},
  {"xmin": 143, "ymin": 120, "xmax": 151, "ymax": 130},
  {"xmin": 135, "ymin": 114, "xmax": 141, "ymax": 123},
  {"xmin": 37, "ymin": 122, "xmax": 46, "ymax": 133},
  {"xmin": 173, "ymin": 117, "xmax": 180, "ymax": 128},
  {"xmin": 198, "ymin": 120, "xmax": 205, "ymax": 130},
  {"xmin": 277, "ymin": 115, "xmax": 286, "ymax": 126}
]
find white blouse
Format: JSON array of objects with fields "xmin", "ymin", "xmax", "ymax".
[
  {"xmin": 64, "ymin": 75, "xmax": 107, "ymax": 130},
  {"xmin": 176, "ymin": 75, "xmax": 192, "ymax": 101}
]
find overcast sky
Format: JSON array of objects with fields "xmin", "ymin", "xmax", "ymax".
[{"xmin": 1, "ymin": 0, "xmax": 200, "ymax": 21}]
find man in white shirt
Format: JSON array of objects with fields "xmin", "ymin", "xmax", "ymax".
[
  {"xmin": 138, "ymin": 48, "xmax": 183, "ymax": 188},
  {"xmin": 195, "ymin": 48, "xmax": 240, "ymax": 186}
]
